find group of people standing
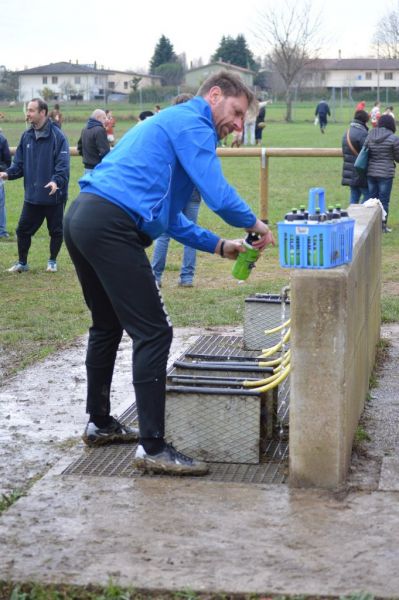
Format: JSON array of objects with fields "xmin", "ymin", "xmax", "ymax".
[{"xmin": 341, "ymin": 101, "xmax": 399, "ymax": 233}]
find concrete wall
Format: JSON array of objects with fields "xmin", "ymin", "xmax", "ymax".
[{"xmin": 289, "ymin": 205, "xmax": 381, "ymax": 489}]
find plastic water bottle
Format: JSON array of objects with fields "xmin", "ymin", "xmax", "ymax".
[
  {"xmin": 283, "ymin": 208, "xmax": 304, "ymax": 266},
  {"xmin": 232, "ymin": 233, "xmax": 260, "ymax": 280},
  {"xmin": 307, "ymin": 208, "xmax": 324, "ymax": 266},
  {"xmin": 336, "ymin": 204, "xmax": 349, "ymax": 219},
  {"xmin": 299, "ymin": 204, "xmax": 309, "ymax": 220}
]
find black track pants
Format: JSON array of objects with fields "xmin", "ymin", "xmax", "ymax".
[
  {"xmin": 64, "ymin": 193, "xmax": 173, "ymax": 439},
  {"xmin": 16, "ymin": 201, "xmax": 65, "ymax": 263}
]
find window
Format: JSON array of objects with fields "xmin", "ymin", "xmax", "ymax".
[
  {"xmin": 365, "ymin": 72, "xmax": 372, "ymax": 80},
  {"xmin": 124, "ymin": 81, "xmax": 128, "ymax": 89},
  {"xmin": 384, "ymin": 72, "xmax": 393, "ymax": 80},
  {"xmin": 95, "ymin": 76, "xmax": 99, "ymax": 84},
  {"xmin": 51, "ymin": 76, "xmax": 58, "ymax": 84},
  {"xmin": 108, "ymin": 81, "xmax": 115, "ymax": 90},
  {"xmin": 42, "ymin": 76, "xmax": 47, "ymax": 84},
  {"xmin": 74, "ymin": 76, "xmax": 81, "ymax": 84}
]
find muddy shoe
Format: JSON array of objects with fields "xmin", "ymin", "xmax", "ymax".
[
  {"xmin": 133, "ymin": 443, "xmax": 209, "ymax": 476},
  {"xmin": 82, "ymin": 417, "xmax": 139, "ymax": 447}
]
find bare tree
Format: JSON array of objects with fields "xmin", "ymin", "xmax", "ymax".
[
  {"xmin": 254, "ymin": 1, "xmax": 322, "ymax": 122},
  {"xmin": 373, "ymin": 4, "xmax": 399, "ymax": 58}
]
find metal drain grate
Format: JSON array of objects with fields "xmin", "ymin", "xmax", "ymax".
[
  {"xmin": 63, "ymin": 334, "xmax": 289, "ymax": 485},
  {"xmin": 62, "ymin": 438, "xmax": 288, "ymax": 484},
  {"xmin": 186, "ymin": 334, "xmax": 260, "ymax": 359}
]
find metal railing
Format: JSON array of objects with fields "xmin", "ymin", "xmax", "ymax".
[
  {"xmin": 217, "ymin": 147, "xmax": 343, "ymax": 221},
  {"xmin": 9, "ymin": 146, "xmax": 343, "ymax": 221}
]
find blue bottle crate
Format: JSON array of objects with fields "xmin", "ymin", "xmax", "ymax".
[{"xmin": 277, "ymin": 188, "xmax": 355, "ymax": 269}]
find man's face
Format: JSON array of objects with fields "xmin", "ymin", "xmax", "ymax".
[
  {"xmin": 98, "ymin": 112, "xmax": 107, "ymax": 126},
  {"xmin": 208, "ymin": 87, "xmax": 249, "ymax": 139},
  {"xmin": 26, "ymin": 101, "xmax": 47, "ymax": 128}
]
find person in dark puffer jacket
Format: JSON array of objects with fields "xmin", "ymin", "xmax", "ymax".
[
  {"xmin": 367, "ymin": 113, "xmax": 399, "ymax": 232},
  {"xmin": 341, "ymin": 110, "xmax": 370, "ymax": 204},
  {"xmin": 77, "ymin": 109, "xmax": 110, "ymax": 173}
]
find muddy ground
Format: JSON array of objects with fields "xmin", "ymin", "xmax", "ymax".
[
  {"xmin": 0, "ymin": 324, "xmax": 399, "ymax": 597},
  {"xmin": 0, "ymin": 326, "xmax": 242, "ymax": 496}
]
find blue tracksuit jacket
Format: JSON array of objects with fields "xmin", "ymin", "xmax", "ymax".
[{"xmin": 79, "ymin": 96, "xmax": 257, "ymax": 252}]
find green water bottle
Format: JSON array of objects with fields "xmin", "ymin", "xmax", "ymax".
[{"xmin": 232, "ymin": 233, "xmax": 260, "ymax": 280}]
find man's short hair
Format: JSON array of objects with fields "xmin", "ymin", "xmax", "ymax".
[
  {"xmin": 172, "ymin": 93, "xmax": 194, "ymax": 105},
  {"xmin": 197, "ymin": 70, "xmax": 255, "ymax": 109},
  {"xmin": 91, "ymin": 109, "xmax": 106, "ymax": 120},
  {"xmin": 30, "ymin": 98, "xmax": 48, "ymax": 115}
]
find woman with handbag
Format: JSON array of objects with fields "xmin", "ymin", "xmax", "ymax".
[
  {"xmin": 367, "ymin": 114, "xmax": 399, "ymax": 233},
  {"xmin": 341, "ymin": 110, "xmax": 370, "ymax": 204}
]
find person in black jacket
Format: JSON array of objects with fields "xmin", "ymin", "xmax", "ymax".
[
  {"xmin": 341, "ymin": 110, "xmax": 370, "ymax": 204},
  {"xmin": 0, "ymin": 130, "xmax": 11, "ymax": 238},
  {"xmin": 315, "ymin": 99, "xmax": 331, "ymax": 133},
  {"xmin": 77, "ymin": 109, "xmax": 110, "ymax": 173},
  {"xmin": 367, "ymin": 113, "xmax": 399, "ymax": 233},
  {"xmin": 0, "ymin": 98, "xmax": 70, "ymax": 272}
]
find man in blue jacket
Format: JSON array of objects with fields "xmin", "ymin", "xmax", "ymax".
[
  {"xmin": 64, "ymin": 70, "xmax": 274, "ymax": 476},
  {"xmin": 0, "ymin": 98, "xmax": 70, "ymax": 272}
]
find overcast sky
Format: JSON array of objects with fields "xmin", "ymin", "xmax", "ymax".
[{"xmin": 0, "ymin": 0, "xmax": 394, "ymax": 73}]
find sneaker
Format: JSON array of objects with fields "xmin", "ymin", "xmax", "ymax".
[
  {"xmin": 178, "ymin": 281, "xmax": 193, "ymax": 288},
  {"xmin": 82, "ymin": 416, "xmax": 139, "ymax": 447},
  {"xmin": 7, "ymin": 262, "xmax": 29, "ymax": 273},
  {"xmin": 382, "ymin": 225, "xmax": 392, "ymax": 233},
  {"xmin": 133, "ymin": 443, "xmax": 209, "ymax": 476},
  {"xmin": 46, "ymin": 260, "xmax": 57, "ymax": 272},
  {"xmin": 0, "ymin": 232, "xmax": 10, "ymax": 239}
]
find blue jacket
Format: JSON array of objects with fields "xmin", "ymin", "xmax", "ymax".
[
  {"xmin": 7, "ymin": 120, "xmax": 70, "ymax": 205},
  {"xmin": 80, "ymin": 96, "xmax": 257, "ymax": 252}
]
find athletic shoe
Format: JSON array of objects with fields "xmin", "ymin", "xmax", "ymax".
[
  {"xmin": 0, "ymin": 232, "xmax": 10, "ymax": 239},
  {"xmin": 46, "ymin": 260, "xmax": 57, "ymax": 272},
  {"xmin": 133, "ymin": 443, "xmax": 209, "ymax": 476},
  {"xmin": 178, "ymin": 281, "xmax": 193, "ymax": 288},
  {"xmin": 82, "ymin": 417, "xmax": 139, "ymax": 447},
  {"xmin": 7, "ymin": 262, "xmax": 29, "ymax": 273}
]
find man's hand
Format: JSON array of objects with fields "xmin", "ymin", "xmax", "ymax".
[
  {"xmin": 246, "ymin": 218, "xmax": 275, "ymax": 250},
  {"xmin": 44, "ymin": 181, "xmax": 58, "ymax": 195},
  {"xmin": 0, "ymin": 172, "xmax": 8, "ymax": 180},
  {"xmin": 215, "ymin": 239, "xmax": 247, "ymax": 260}
]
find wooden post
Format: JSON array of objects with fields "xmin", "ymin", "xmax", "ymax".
[{"xmin": 259, "ymin": 148, "xmax": 268, "ymax": 222}]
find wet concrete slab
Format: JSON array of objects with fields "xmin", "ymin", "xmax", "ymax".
[{"xmin": 0, "ymin": 455, "xmax": 399, "ymax": 597}]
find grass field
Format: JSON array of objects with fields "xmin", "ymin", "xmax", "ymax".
[{"xmin": 0, "ymin": 102, "xmax": 398, "ymax": 377}]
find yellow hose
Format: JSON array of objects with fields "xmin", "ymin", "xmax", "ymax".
[
  {"xmin": 260, "ymin": 329, "xmax": 291, "ymax": 357},
  {"xmin": 248, "ymin": 364, "xmax": 291, "ymax": 392},
  {"xmin": 258, "ymin": 349, "xmax": 290, "ymax": 367},
  {"xmin": 243, "ymin": 369, "xmax": 283, "ymax": 388},
  {"xmin": 264, "ymin": 318, "xmax": 291, "ymax": 335},
  {"xmin": 244, "ymin": 352, "xmax": 291, "ymax": 387}
]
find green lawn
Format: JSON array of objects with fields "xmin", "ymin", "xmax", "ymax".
[{"xmin": 0, "ymin": 102, "xmax": 398, "ymax": 377}]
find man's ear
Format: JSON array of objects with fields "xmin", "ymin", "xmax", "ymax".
[{"xmin": 207, "ymin": 86, "xmax": 223, "ymax": 106}]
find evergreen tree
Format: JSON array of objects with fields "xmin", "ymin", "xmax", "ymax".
[
  {"xmin": 150, "ymin": 35, "xmax": 178, "ymax": 73},
  {"xmin": 211, "ymin": 34, "xmax": 257, "ymax": 70}
]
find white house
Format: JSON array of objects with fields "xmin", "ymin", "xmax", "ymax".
[
  {"xmin": 303, "ymin": 58, "xmax": 399, "ymax": 91},
  {"xmin": 17, "ymin": 61, "xmax": 162, "ymax": 102},
  {"xmin": 185, "ymin": 61, "xmax": 255, "ymax": 89}
]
